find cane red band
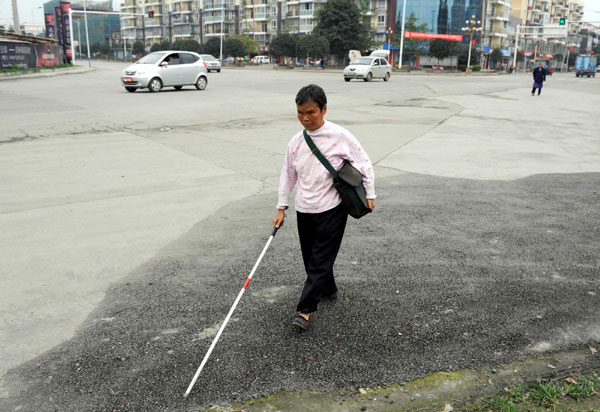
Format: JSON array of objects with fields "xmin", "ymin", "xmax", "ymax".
[{"xmin": 243, "ymin": 277, "xmax": 251, "ymax": 289}]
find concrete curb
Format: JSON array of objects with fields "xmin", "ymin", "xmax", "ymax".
[
  {"xmin": 0, "ymin": 65, "xmax": 95, "ymax": 81},
  {"xmin": 208, "ymin": 346, "xmax": 600, "ymax": 411}
]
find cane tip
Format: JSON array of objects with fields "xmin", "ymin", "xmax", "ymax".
[{"xmin": 183, "ymin": 392, "xmax": 189, "ymax": 399}]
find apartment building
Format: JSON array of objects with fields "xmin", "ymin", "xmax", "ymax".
[{"xmin": 482, "ymin": 0, "xmax": 511, "ymax": 50}]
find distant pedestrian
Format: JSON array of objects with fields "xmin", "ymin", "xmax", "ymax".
[
  {"xmin": 273, "ymin": 84, "xmax": 376, "ymax": 330},
  {"xmin": 532, "ymin": 62, "xmax": 547, "ymax": 96}
]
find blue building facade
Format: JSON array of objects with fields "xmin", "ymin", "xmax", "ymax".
[{"xmin": 395, "ymin": 0, "xmax": 482, "ymax": 35}]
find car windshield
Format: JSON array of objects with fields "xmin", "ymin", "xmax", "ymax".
[
  {"xmin": 350, "ymin": 58, "xmax": 373, "ymax": 65},
  {"xmin": 201, "ymin": 55, "xmax": 217, "ymax": 61},
  {"xmin": 136, "ymin": 52, "xmax": 167, "ymax": 64}
]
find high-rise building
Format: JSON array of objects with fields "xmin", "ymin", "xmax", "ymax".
[
  {"xmin": 437, "ymin": 0, "xmax": 448, "ymax": 34},
  {"xmin": 44, "ymin": 0, "xmax": 120, "ymax": 45}
]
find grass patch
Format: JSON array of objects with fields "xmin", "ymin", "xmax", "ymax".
[
  {"xmin": 0, "ymin": 63, "xmax": 73, "ymax": 73},
  {"xmin": 464, "ymin": 374, "xmax": 600, "ymax": 411}
]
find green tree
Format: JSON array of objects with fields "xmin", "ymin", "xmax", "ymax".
[
  {"xmin": 90, "ymin": 42, "xmax": 101, "ymax": 54},
  {"xmin": 224, "ymin": 37, "xmax": 245, "ymax": 57},
  {"xmin": 236, "ymin": 35, "xmax": 259, "ymax": 56},
  {"xmin": 296, "ymin": 34, "xmax": 330, "ymax": 60},
  {"xmin": 99, "ymin": 44, "xmax": 110, "ymax": 55},
  {"xmin": 428, "ymin": 39, "xmax": 456, "ymax": 65},
  {"xmin": 0, "ymin": 25, "xmax": 5, "ymax": 35},
  {"xmin": 490, "ymin": 48, "xmax": 503, "ymax": 67},
  {"xmin": 172, "ymin": 39, "xmax": 202, "ymax": 53},
  {"xmin": 313, "ymin": 0, "xmax": 371, "ymax": 60},
  {"xmin": 269, "ymin": 33, "xmax": 298, "ymax": 59},
  {"xmin": 150, "ymin": 43, "xmax": 163, "ymax": 52},
  {"xmin": 160, "ymin": 40, "xmax": 171, "ymax": 50},
  {"xmin": 203, "ymin": 37, "xmax": 222, "ymax": 57},
  {"xmin": 132, "ymin": 40, "xmax": 145, "ymax": 56}
]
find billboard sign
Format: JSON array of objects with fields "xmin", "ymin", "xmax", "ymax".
[
  {"xmin": 60, "ymin": 2, "xmax": 72, "ymax": 60},
  {"xmin": 55, "ymin": 7, "xmax": 63, "ymax": 45},
  {"xmin": 45, "ymin": 14, "xmax": 55, "ymax": 39},
  {"xmin": 404, "ymin": 32, "xmax": 464, "ymax": 42}
]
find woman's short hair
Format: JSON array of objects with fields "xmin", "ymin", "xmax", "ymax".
[{"xmin": 295, "ymin": 84, "xmax": 327, "ymax": 111}]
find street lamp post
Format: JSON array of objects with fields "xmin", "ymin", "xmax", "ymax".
[
  {"xmin": 398, "ymin": 0, "xmax": 407, "ymax": 69},
  {"xmin": 461, "ymin": 15, "xmax": 482, "ymax": 75},
  {"xmin": 386, "ymin": 26, "xmax": 393, "ymax": 67}
]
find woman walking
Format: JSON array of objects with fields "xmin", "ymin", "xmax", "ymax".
[
  {"xmin": 273, "ymin": 84, "xmax": 376, "ymax": 330},
  {"xmin": 532, "ymin": 62, "xmax": 547, "ymax": 96}
]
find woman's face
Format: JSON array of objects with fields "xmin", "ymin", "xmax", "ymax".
[{"xmin": 297, "ymin": 101, "xmax": 327, "ymax": 131}]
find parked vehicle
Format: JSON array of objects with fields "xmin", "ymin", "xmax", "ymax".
[
  {"xmin": 121, "ymin": 51, "xmax": 208, "ymax": 92},
  {"xmin": 343, "ymin": 56, "xmax": 392, "ymax": 82},
  {"xmin": 252, "ymin": 55, "xmax": 270, "ymax": 64},
  {"xmin": 575, "ymin": 55, "xmax": 597, "ymax": 78},
  {"xmin": 200, "ymin": 54, "xmax": 221, "ymax": 72}
]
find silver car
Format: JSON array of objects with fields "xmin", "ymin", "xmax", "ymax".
[
  {"xmin": 200, "ymin": 54, "xmax": 221, "ymax": 72},
  {"xmin": 344, "ymin": 57, "xmax": 392, "ymax": 82},
  {"xmin": 121, "ymin": 50, "xmax": 208, "ymax": 93}
]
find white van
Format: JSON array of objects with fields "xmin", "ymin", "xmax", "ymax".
[{"xmin": 252, "ymin": 55, "xmax": 270, "ymax": 64}]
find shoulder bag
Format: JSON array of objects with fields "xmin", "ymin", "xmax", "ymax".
[{"xmin": 303, "ymin": 130, "xmax": 372, "ymax": 219}]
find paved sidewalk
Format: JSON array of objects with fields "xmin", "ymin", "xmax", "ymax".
[{"xmin": 0, "ymin": 63, "xmax": 94, "ymax": 81}]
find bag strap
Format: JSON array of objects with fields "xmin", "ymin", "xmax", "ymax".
[{"xmin": 302, "ymin": 129, "xmax": 339, "ymax": 178}]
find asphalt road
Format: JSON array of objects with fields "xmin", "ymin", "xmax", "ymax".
[
  {"xmin": 3, "ymin": 171, "xmax": 600, "ymax": 411},
  {"xmin": 1, "ymin": 63, "xmax": 599, "ymax": 411}
]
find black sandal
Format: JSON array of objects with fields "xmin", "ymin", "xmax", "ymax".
[{"xmin": 292, "ymin": 314, "xmax": 309, "ymax": 330}]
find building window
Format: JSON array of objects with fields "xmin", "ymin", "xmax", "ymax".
[
  {"xmin": 271, "ymin": 20, "xmax": 277, "ymax": 30},
  {"xmin": 377, "ymin": 0, "xmax": 385, "ymax": 10},
  {"xmin": 377, "ymin": 15, "xmax": 385, "ymax": 26}
]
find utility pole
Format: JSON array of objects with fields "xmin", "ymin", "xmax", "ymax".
[
  {"xmin": 11, "ymin": 0, "xmax": 21, "ymax": 34},
  {"xmin": 83, "ymin": 0, "xmax": 91, "ymax": 67},
  {"xmin": 219, "ymin": 6, "xmax": 224, "ymax": 61},
  {"xmin": 169, "ymin": 11, "xmax": 172, "ymax": 43},
  {"xmin": 141, "ymin": 13, "xmax": 145, "ymax": 46},
  {"xmin": 398, "ymin": 0, "xmax": 406, "ymax": 69}
]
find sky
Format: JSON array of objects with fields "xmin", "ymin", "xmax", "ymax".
[{"xmin": 1, "ymin": 0, "xmax": 600, "ymax": 29}]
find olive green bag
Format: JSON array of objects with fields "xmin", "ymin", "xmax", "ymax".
[{"xmin": 303, "ymin": 130, "xmax": 371, "ymax": 219}]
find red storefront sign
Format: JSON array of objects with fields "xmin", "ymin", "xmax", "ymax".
[
  {"xmin": 404, "ymin": 31, "xmax": 464, "ymax": 42},
  {"xmin": 523, "ymin": 51, "xmax": 533, "ymax": 57}
]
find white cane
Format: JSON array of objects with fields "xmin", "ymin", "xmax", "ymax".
[{"xmin": 183, "ymin": 226, "xmax": 279, "ymax": 398}]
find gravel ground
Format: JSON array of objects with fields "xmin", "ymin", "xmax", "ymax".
[{"xmin": 2, "ymin": 171, "xmax": 599, "ymax": 411}]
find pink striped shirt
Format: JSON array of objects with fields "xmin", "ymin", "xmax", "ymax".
[{"xmin": 277, "ymin": 120, "xmax": 376, "ymax": 213}]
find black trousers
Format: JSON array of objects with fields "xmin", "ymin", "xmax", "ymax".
[{"xmin": 296, "ymin": 203, "xmax": 348, "ymax": 313}]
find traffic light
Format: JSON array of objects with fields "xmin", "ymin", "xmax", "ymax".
[
  {"xmin": 559, "ymin": 17, "xmax": 566, "ymax": 25},
  {"xmin": 148, "ymin": 10, "xmax": 154, "ymax": 18}
]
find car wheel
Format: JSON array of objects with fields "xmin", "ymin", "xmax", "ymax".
[
  {"xmin": 383, "ymin": 72, "xmax": 390, "ymax": 82},
  {"xmin": 125, "ymin": 87, "xmax": 137, "ymax": 93},
  {"xmin": 364, "ymin": 72, "xmax": 372, "ymax": 82},
  {"xmin": 344, "ymin": 78, "xmax": 351, "ymax": 82},
  {"xmin": 217, "ymin": 69, "xmax": 221, "ymax": 73},
  {"xmin": 174, "ymin": 86, "xmax": 183, "ymax": 90},
  {"xmin": 148, "ymin": 77, "xmax": 162, "ymax": 93},
  {"xmin": 195, "ymin": 76, "xmax": 208, "ymax": 90}
]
